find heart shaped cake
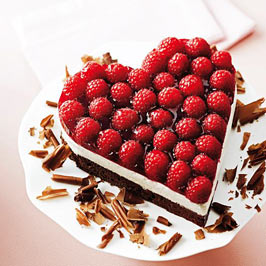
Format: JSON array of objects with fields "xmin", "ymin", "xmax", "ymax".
[{"xmin": 58, "ymin": 37, "xmax": 236, "ymax": 226}]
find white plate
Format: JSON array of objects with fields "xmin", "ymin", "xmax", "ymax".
[{"xmin": 18, "ymin": 42, "xmax": 266, "ymax": 261}]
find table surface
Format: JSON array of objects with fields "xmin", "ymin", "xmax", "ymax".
[{"xmin": 0, "ymin": 0, "xmax": 265, "ymax": 265}]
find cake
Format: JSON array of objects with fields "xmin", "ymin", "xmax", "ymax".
[{"xmin": 58, "ymin": 37, "xmax": 236, "ymax": 226}]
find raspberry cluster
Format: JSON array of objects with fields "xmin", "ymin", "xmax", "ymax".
[{"xmin": 59, "ymin": 37, "xmax": 235, "ymax": 204}]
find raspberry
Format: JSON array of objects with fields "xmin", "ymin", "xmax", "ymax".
[
  {"xmin": 149, "ymin": 109, "xmax": 173, "ymax": 129},
  {"xmin": 192, "ymin": 154, "xmax": 217, "ymax": 178},
  {"xmin": 209, "ymin": 70, "xmax": 235, "ymax": 92},
  {"xmin": 158, "ymin": 37, "xmax": 185, "ymax": 58},
  {"xmin": 158, "ymin": 87, "xmax": 184, "ymax": 109},
  {"xmin": 174, "ymin": 141, "xmax": 196, "ymax": 162},
  {"xmin": 74, "ymin": 117, "xmax": 101, "ymax": 145},
  {"xmin": 185, "ymin": 37, "xmax": 211, "ymax": 58},
  {"xmin": 132, "ymin": 124, "xmax": 154, "ymax": 144},
  {"xmin": 175, "ymin": 118, "xmax": 201, "ymax": 140},
  {"xmin": 110, "ymin": 82, "xmax": 133, "ymax": 106},
  {"xmin": 153, "ymin": 129, "xmax": 178, "ymax": 152},
  {"xmin": 86, "ymin": 79, "xmax": 109, "ymax": 102},
  {"xmin": 81, "ymin": 61, "xmax": 106, "ymax": 82},
  {"xmin": 211, "ymin": 51, "xmax": 232, "ymax": 70},
  {"xmin": 144, "ymin": 150, "xmax": 170, "ymax": 181},
  {"xmin": 182, "ymin": 96, "xmax": 206, "ymax": 118},
  {"xmin": 166, "ymin": 160, "xmax": 191, "ymax": 191},
  {"xmin": 191, "ymin": 57, "xmax": 213, "ymax": 78},
  {"xmin": 132, "ymin": 89, "xmax": 157, "ymax": 113},
  {"xmin": 142, "ymin": 49, "xmax": 166, "ymax": 76},
  {"xmin": 179, "ymin": 74, "xmax": 204, "ymax": 96},
  {"xmin": 59, "ymin": 100, "xmax": 85, "ymax": 130},
  {"xmin": 195, "ymin": 135, "xmax": 222, "ymax": 159},
  {"xmin": 105, "ymin": 63, "xmax": 129, "ymax": 83},
  {"xmin": 97, "ymin": 129, "xmax": 122, "ymax": 156},
  {"xmin": 203, "ymin": 114, "xmax": 227, "ymax": 141},
  {"xmin": 168, "ymin": 53, "xmax": 189, "ymax": 76},
  {"xmin": 185, "ymin": 176, "xmax": 212, "ymax": 203},
  {"xmin": 89, "ymin": 97, "xmax": 113, "ymax": 120},
  {"xmin": 207, "ymin": 91, "xmax": 231, "ymax": 118},
  {"xmin": 128, "ymin": 68, "xmax": 150, "ymax": 90},
  {"xmin": 153, "ymin": 72, "xmax": 175, "ymax": 91},
  {"xmin": 119, "ymin": 140, "xmax": 144, "ymax": 168},
  {"xmin": 112, "ymin": 108, "xmax": 139, "ymax": 131}
]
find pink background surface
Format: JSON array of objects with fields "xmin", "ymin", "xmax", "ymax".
[{"xmin": 0, "ymin": 0, "xmax": 266, "ymax": 265}]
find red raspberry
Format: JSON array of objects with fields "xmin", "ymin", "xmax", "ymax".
[
  {"xmin": 86, "ymin": 79, "xmax": 109, "ymax": 102},
  {"xmin": 149, "ymin": 109, "xmax": 173, "ymax": 129},
  {"xmin": 59, "ymin": 100, "xmax": 85, "ymax": 130},
  {"xmin": 158, "ymin": 37, "xmax": 185, "ymax": 58},
  {"xmin": 185, "ymin": 176, "xmax": 212, "ymax": 203},
  {"xmin": 119, "ymin": 140, "xmax": 144, "ymax": 168},
  {"xmin": 132, "ymin": 89, "xmax": 157, "ymax": 113},
  {"xmin": 174, "ymin": 141, "xmax": 196, "ymax": 162},
  {"xmin": 97, "ymin": 129, "xmax": 122, "ymax": 156},
  {"xmin": 105, "ymin": 63, "xmax": 129, "ymax": 83},
  {"xmin": 128, "ymin": 68, "xmax": 150, "ymax": 90},
  {"xmin": 192, "ymin": 154, "xmax": 217, "ymax": 178},
  {"xmin": 191, "ymin": 57, "xmax": 213, "ymax": 78},
  {"xmin": 153, "ymin": 72, "xmax": 175, "ymax": 91},
  {"xmin": 144, "ymin": 150, "xmax": 170, "ymax": 181},
  {"xmin": 166, "ymin": 160, "xmax": 191, "ymax": 191},
  {"xmin": 203, "ymin": 114, "xmax": 227, "ymax": 141},
  {"xmin": 175, "ymin": 118, "xmax": 201, "ymax": 140},
  {"xmin": 158, "ymin": 87, "xmax": 184, "ymax": 109},
  {"xmin": 112, "ymin": 108, "xmax": 139, "ymax": 131},
  {"xmin": 183, "ymin": 96, "xmax": 206, "ymax": 118},
  {"xmin": 89, "ymin": 97, "xmax": 113, "ymax": 120},
  {"xmin": 209, "ymin": 70, "xmax": 235, "ymax": 92},
  {"xmin": 110, "ymin": 82, "xmax": 133, "ymax": 106},
  {"xmin": 195, "ymin": 135, "xmax": 222, "ymax": 159},
  {"xmin": 81, "ymin": 61, "xmax": 106, "ymax": 82},
  {"xmin": 168, "ymin": 53, "xmax": 189, "ymax": 76},
  {"xmin": 185, "ymin": 37, "xmax": 211, "ymax": 58},
  {"xmin": 153, "ymin": 129, "xmax": 178, "ymax": 152},
  {"xmin": 179, "ymin": 74, "xmax": 204, "ymax": 96},
  {"xmin": 207, "ymin": 91, "xmax": 231, "ymax": 118},
  {"xmin": 142, "ymin": 49, "xmax": 166, "ymax": 76},
  {"xmin": 74, "ymin": 117, "xmax": 101, "ymax": 145},
  {"xmin": 211, "ymin": 51, "xmax": 232, "ymax": 70},
  {"xmin": 132, "ymin": 124, "xmax": 154, "ymax": 144}
]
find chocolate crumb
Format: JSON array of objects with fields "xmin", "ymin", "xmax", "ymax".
[
  {"xmin": 240, "ymin": 186, "xmax": 248, "ymax": 199},
  {"xmin": 157, "ymin": 216, "xmax": 172, "ymax": 226},
  {"xmin": 254, "ymin": 204, "xmax": 261, "ymax": 212},
  {"xmin": 245, "ymin": 204, "xmax": 252, "ymax": 209},
  {"xmin": 211, "ymin": 202, "xmax": 231, "ymax": 215},
  {"xmin": 237, "ymin": 174, "xmax": 247, "ymax": 189},
  {"xmin": 100, "ymin": 227, "xmax": 106, "ymax": 232},
  {"xmin": 237, "ymin": 125, "xmax": 241, "ymax": 132},
  {"xmin": 240, "ymin": 132, "xmax": 251, "ymax": 150},
  {"xmin": 46, "ymin": 100, "xmax": 58, "ymax": 108},
  {"xmin": 223, "ymin": 166, "xmax": 238, "ymax": 183},
  {"xmin": 153, "ymin": 226, "xmax": 166, "ymax": 235},
  {"xmin": 28, "ymin": 127, "xmax": 36, "ymax": 136},
  {"xmin": 235, "ymin": 190, "xmax": 239, "ymax": 198},
  {"xmin": 157, "ymin": 232, "xmax": 182, "ymax": 256},
  {"xmin": 241, "ymin": 158, "xmax": 249, "ymax": 170},
  {"xmin": 117, "ymin": 230, "xmax": 124, "ymax": 238},
  {"xmin": 194, "ymin": 229, "xmax": 205, "ymax": 240},
  {"xmin": 228, "ymin": 190, "xmax": 234, "ymax": 194},
  {"xmin": 228, "ymin": 197, "xmax": 234, "ymax": 201},
  {"xmin": 40, "ymin": 114, "xmax": 54, "ymax": 128},
  {"xmin": 29, "ymin": 150, "xmax": 48, "ymax": 159}
]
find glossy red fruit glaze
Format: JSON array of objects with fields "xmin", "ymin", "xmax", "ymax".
[
  {"xmin": 110, "ymin": 82, "xmax": 133, "ymax": 106},
  {"xmin": 209, "ymin": 70, "xmax": 235, "ymax": 92},
  {"xmin": 132, "ymin": 89, "xmax": 157, "ymax": 113},
  {"xmin": 166, "ymin": 160, "xmax": 191, "ymax": 191},
  {"xmin": 142, "ymin": 49, "xmax": 166, "ymax": 76},
  {"xmin": 158, "ymin": 87, "xmax": 184, "ymax": 109},
  {"xmin": 89, "ymin": 97, "xmax": 113, "ymax": 120},
  {"xmin": 132, "ymin": 124, "xmax": 154, "ymax": 144},
  {"xmin": 185, "ymin": 176, "xmax": 212, "ymax": 203},
  {"xmin": 119, "ymin": 140, "xmax": 144, "ymax": 168},
  {"xmin": 174, "ymin": 141, "xmax": 196, "ymax": 162},
  {"xmin": 158, "ymin": 37, "xmax": 185, "ymax": 58},
  {"xmin": 153, "ymin": 129, "xmax": 178, "ymax": 152},
  {"xmin": 168, "ymin": 53, "xmax": 189, "ymax": 76},
  {"xmin": 86, "ymin": 79, "xmax": 109, "ymax": 102},
  {"xmin": 81, "ymin": 61, "xmax": 106, "ymax": 82},
  {"xmin": 179, "ymin": 74, "xmax": 204, "ymax": 96},
  {"xmin": 144, "ymin": 150, "xmax": 170, "ymax": 181},
  {"xmin": 195, "ymin": 135, "xmax": 222, "ymax": 159},
  {"xmin": 74, "ymin": 117, "xmax": 101, "ymax": 145},
  {"xmin": 175, "ymin": 118, "xmax": 201, "ymax": 140},
  {"xmin": 192, "ymin": 154, "xmax": 217, "ymax": 179},
  {"xmin": 203, "ymin": 114, "xmax": 227, "ymax": 141},
  {"xmin": 185, "ymin": 37, "xmax": 211, "ymax": 58},
  {"xmin": 149, "ymin": 108, "xmax": 173, "ymax": 129},
  {"xmin": 207, "ymin": 91, "xmax": 231, "ymax": 118},
  {"xmin": 105, "ymin": 63, "xmax": 129, "ymax": 83},
  {"xmin": 191, "ymin": 57, "xmax": 213, "ymax": 78},
  {"xmin": 128, "ymin": 68, "xmax": 150, "ymax": 90},
  {"xmin": 182, "ymin": 96, "xmax": 206, "ymax": 118},
  {"xmin": 112, "ymin": 108, "xmax": 139, "ymax": 131},
  {"xmin": 153, "ymin": 72, "xmax": 175, "ymax": 91},
  {"xmin": 211, "ymin": 51, "xmax": 232, "ymax": 70}
]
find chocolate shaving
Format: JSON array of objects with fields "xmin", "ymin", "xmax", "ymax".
[
  {"xmin": 75, "ymin": 208, "xmax": 90, "ymax": 226},
  {"xmin": 94, "ymin": 188, "xmax": 108, "ymax": 204},
  {"xmin": 245, "ymin": 204, "xmax": 252, "ymax": 209},
  {"xmin": 223, "ymin": 166, "xmax": 238, "ymax": 183},
  {"xmin": 235, "ymin": 190, "xmax": 239, "ymax": 198},
  {"xmin": 104, "ymin": 191, "xmax": 115, "ymax": 203},
  {"xmin": 102, "ymin": 220, "xmax": 120, "ymax": 241},
  {"xmin": 194, "ymin": 229, "xmax": 205, "ymax": 240},
  {"xmin": 247, "ymin": 162, "xmax": 265, "ymax": 191},
  {"xmin": 94, "ymin": 199, "xmax": 102, "ymax": 213},
  {"xmin": 117, "ymin": 188, "xmax": 144, "ymax": 205},
  {"xmin": 102, "ymin": 52, "xmax": 117, "ymax": 65},
  {"xmin": 44, "ymin": 129, "xmax": 59, "ymax": 147},
  {"xmin": 252, "ymin": 175, "xmax": 264, "ymax": 196},
  {"xmin": 80, "ymin": 180, "xmax": 98, "ymax": 192},
  {"xmin": 237, "ymin": 125, "xmax": 241, "ymax": 132},
  {"xmin": 254, "ymin": 204, "xmax": 261, "ymax": 212},
  {"xmin": 81, "ymin": 55, "xmax": 94, "ymax": 64},
  {"xmin": 240, "ymin": 186, "xmax": 248, "ymax": 199},
  {"xmin": 100, "ymin": 227, "xmax": 106, "ymax": 232},
  {"xmin": 211, "ymin": 202, "xmax": 231, "ymax": 215},
  {"xmin": 241, "ymin": 158, "xmax": 249, "ymax": 170},
  {"xmin": 247, "ymin": 140, "xmax": 266, "ymax": 166},
  {"xmin": 100, "ymin": 204, "xmax": 116, "ymax": 221},
  {"xmin": 232, "ymin": 99, "xmax": 244, "ymax": 128},
  {"xmin": 127, "ymin": 208, "xmax": 149, "ymax": 221},
  {"xmin": 92, "ymin": 212, "xmax": 105, "ymax": 225},
  {"xmin": 117, "ymin": 230, "xmax": 124, "ymax": 238},
  {"xmin": 36, "ymin": 186, "xmax": 68, "ymax": 200},
  {"xmin": 157, "ymin": 232, "xmax": 182, "ymax": 256},
  {"xmin": 240, "ymin": 132, "xmax": 251, "ymax": 150},
  {"xmin": 46, "ymin": 100, "xmax": 58, "ymax": 108},
  {"xmin": 52, "ymin": 174, "xmax": 83, "ymax": 185},
  {"xmin": 235, "ymin": 71, "xmax": 246, "ymax": 94},
  {"xmin": 29, "ymin": 150, "xmax": 48, "ymax": 159},
  {"xmin": 236, "ymin": 174, "xmax": 247, "ymax": 189},
  {"xmin": 157, "ymin": 216, "xmax": 172, "ymax": 226},
  {"xmin": 228, "ymin": 197, "xmax": 234, "ymax": 201},
  {"xmin": 74, "ymin": 191, "xmax": 95, "ymax": 203},
  {"xmin": 97, "ymin": 234, "xmax": 114, "ymax": 249},
  {"xmin": 130, "ymin": 221, "xmax": 149, "ymax": 246},
  {"xmin": 153, "ymin": 227, "xmax": 166, "ymax": 235},
  {"xmin": 40, "ymin": 114, "xmax": 54, "ymax": 128},
  {"xmin": 65, "ymin": 65, "xmax": 70, "ymax": 78},
  {"xmin": 28, "ymin": 127, "xmax": 36, "ymax": 136}
]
